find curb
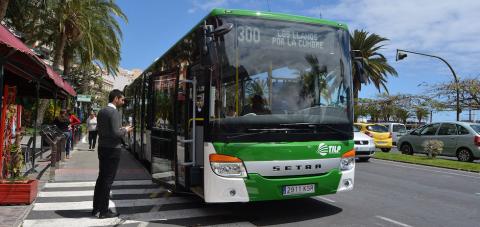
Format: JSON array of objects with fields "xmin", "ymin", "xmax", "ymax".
[
  {"xmin": 13, "ymin": 202, "xmax": 34, "ymax": 227},
  {"xmin": 372, "ymin": 157, "xmax": 480, "ymax": 173}
]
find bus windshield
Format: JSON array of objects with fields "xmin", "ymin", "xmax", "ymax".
[{"xmin": 209, "ymin": 16, "xmax": 353, "ymax": 142}]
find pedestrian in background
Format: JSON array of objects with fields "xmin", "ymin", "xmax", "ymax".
[
  {"xmin": 87, "ymin": 111, "xmax": 98, "ymax": 150},
  {"xmin": 92, "ymin": 89, "xmax": 133, "ymax": 219},
  {"xmin": 53, "ymin": 109, "xmax": 72, "ymax": 159},
  {"xmin": 69, "ymin": 110, "xmax": 81, "ymax": 149}
]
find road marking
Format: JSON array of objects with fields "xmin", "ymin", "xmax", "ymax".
[
  {"xmin": 45, "ymin": 180, "xmax": 154, "ymax": 188},
  {"xmin": 23, "ymin": 218, "xmax": 138, "ymax": 227},
  {"xmin": 24, "ymin": 208, "xmax": 229, "ymax": 227},
  {"xmin": 38, "ymin": 188, "xmax": 166, "ymax": 197},
  {"xmin": 375, "ymin": 216, "xmax": 413, "ymax": 227},
  {"xmin": 371, "ymin": 159, "xmax": 480, "ymax": 179},
  {"xmin": 136, "ymin": 191, "xmax": 172, "ymax": 227},
  {"xmin": 313, "ymin": 196, "xmax": 335, "ymax": 203},
  {"xmin": 33, "ymin": 197, "xmax": 192, "ymax": 211}
]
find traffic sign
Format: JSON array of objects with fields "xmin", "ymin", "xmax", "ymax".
[{"xmin": 77, "ymin": 94, "xmax": 92, "ymax": 102}]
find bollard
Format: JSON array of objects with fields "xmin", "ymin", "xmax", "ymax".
[
  {"xmin": 55, "ymin": 136, "xmax": 63, "ymax": 168},
  {"xmin": 59, "ymin": 136, "xmax": 66, "ymax": 162},
  {"xmin": 49, "ymin": 139, "xmax": 57, "ymax": 182}
]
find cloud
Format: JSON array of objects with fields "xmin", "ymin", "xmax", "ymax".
[
  {"xmin": 188, "ymin": 0, "xmax": 271, "ymax": 14},
  {"xmin": 188, "ymin": 0, "xmax": 228, "ymax": 14},
  {"xmin": 305, "ymin": 0, "xmax": 480, "ymax": 77}
]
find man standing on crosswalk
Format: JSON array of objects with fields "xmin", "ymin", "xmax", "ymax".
[{"xmin": 92, "ymin": 89, "xmax": 133, "ymax": 218}]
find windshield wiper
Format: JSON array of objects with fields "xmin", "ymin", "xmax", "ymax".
[
  {"xmin": 226, "ymin": 130, "xmax": 270, "ymax": 140},
  {"xmin": 226, "ymin": 128, "xmax": 308, "ymax": 140},
  {"xmin": 281, "ymin": 123, "xmax": 351, "ymax": 137}
]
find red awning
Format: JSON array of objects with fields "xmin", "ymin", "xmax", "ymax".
[
  {"xmin": 0, "ymin": 25, "xmax": 34, "ymax": 55},
  {"xmin": 0, "ymin": 24, "xmax": 76, "ymax": 97},
  {"xmin": 46, "ymin": 65, "xmax": 77, "ymax": 96}
]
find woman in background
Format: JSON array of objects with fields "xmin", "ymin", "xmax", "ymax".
[{"xmin": 87, "ymin": 112, "xmax": 98, "ymax": 150}]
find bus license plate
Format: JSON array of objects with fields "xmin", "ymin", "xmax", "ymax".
[{"xmin": 283, "ymin": 184, "xmax": 315, "ymax": 196}]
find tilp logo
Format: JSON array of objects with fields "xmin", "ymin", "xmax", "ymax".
[{"xmin": 317, "ymin": 143, "xmax": 341, "ymax": 156}]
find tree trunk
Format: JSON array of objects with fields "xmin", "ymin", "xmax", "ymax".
[
  {"xmin": 0, "ymin": 0, "xmax": 9, "ymax": 21},
  {"xmin": 353, "ymin": 89, "xmax": 359, "ymax": 106},
  {"xmin": 36, "ymin": 29, "xmax": 66, "ymax": 129},
  {"xmin": 63, "ymin": 46, "xmax": 73, "ymax": 78},
  {"xmin": 36, "ymin": 99, "xmax": 50, "ymax": 127},
  {"xmin": 52, "ymin": 30, "xmax": 67, "ymax": 72}
]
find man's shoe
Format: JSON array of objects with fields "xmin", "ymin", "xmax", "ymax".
[
  {"xmin": 98, "ymin": 210, "xmax": 120, "ymax": 219},
  {"xmin": 91, "ymin": 210, "xmax": 99, "ymax": 216}
]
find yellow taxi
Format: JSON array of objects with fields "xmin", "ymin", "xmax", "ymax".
[{"xmin": 354, "ymin": 123, "xmax": 393, "ymax": 152}]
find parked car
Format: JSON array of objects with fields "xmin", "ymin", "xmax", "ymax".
[
  {"xmin": 354, "ymin": 123, "xmax": 393, "ymax": 152},
  {"xmin": 354, "ymin": 125, "xmax": 375, "ymax": 161},
  {"xmin": 397, "ymin": 122, "xmax": 480, "ymax": 162},
  {"xmin": 379, "ymin": 123, "xmax": 407, "ymax": 146}
]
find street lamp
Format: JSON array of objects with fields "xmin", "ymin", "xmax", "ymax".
[{"xmin": 396, "ymin": 49, "xmax": 461, "ymax": 121}]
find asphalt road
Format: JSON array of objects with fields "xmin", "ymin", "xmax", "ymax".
[
  {"xmin": 25, "ymin": 147, "xmax": 480, "ymax": 227},
  {"xmin": 170, "ymin": 159, "xmax": 479, "ymax": 227}
]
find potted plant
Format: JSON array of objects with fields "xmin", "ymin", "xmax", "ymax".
[{"xmin": 0, "ymin": 107, "xmax": 38, "ymax": 205}]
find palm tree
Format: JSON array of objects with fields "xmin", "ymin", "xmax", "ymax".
[
  {"xmin": 0, "ymin": 0, "xmax": 9, "ymax": 21},
  {"xmin": 46, "ymin": 0, "xmax": 127, "ymax": 76},
  {"xmin": 351, "ymin": 29, "xmax": 398, "ymax": 102},
  {"xmin": 4, "ymin": 0, "xmax": 127, "ymax": 126},
  {"xmin": 394, "ymin": 107, "xmax": 411, "ymax": 124},
  {"xmin": 415, "ymin": 106, "xmax": 429, "ymax": 124}
]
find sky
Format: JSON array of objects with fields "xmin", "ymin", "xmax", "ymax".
[{"xmin": 116, "ymin": 0, "xmax": 480, "ymax": 122}]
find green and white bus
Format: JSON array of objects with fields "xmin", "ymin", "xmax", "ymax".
[{"xmin": 124, "ymin": 8, "xmax": 357, "ymax": 203}]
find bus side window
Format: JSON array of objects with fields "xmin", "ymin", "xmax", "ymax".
[{"xmin": 153, "ymin": 75, "xmax": 176, "ymax": 129}]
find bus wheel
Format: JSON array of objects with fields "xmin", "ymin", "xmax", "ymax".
[
  {"xmin": 381, "ymin": 148, "xmax": 391, "ymax": 153},
  {"xmin": 457, "ymin": 148, "xmax": 473, "ymax": 162}
]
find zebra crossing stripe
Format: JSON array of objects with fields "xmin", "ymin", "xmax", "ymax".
[
  {"xmin": 23, "ymin": 208, "xmax": 230, "ymax": 227},
  {"xmin": 38, "ymin": 188, "xmax": 166, "ymax": 197},
  {"xmin": 33, "ymin": 197, "xmax": 192, "ymax": 211},
  {"xmin": 44, "ymin": 180, "xmax": 153, "ymax": 188},
  {"xmin": 124, "ymin": 207, "xmax": 228, "ymax": 222},
  {"xmin": 23, "ymin": 218, "xmax": 139, "ymax": 227}
]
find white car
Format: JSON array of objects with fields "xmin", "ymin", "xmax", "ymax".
[
  {"xmin": 379, "ymin": 123, "xmax": 407, "ymax": 146},
  {"xmin": 354, "ymin": 125, "xmax": 376, "ymax": 161}
]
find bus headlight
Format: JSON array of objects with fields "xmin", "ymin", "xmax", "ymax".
[
  {"xmin": 209, "ymin": 154, "xmax": 247, "ymax": 178},
  {"xmin": 340, "ymin": 149, "xmax": 355, "ymax": 171}
]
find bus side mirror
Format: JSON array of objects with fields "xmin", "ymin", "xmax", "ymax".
[
  {"xmin": 201, "ymin": 22, "xmax": 233, "ymax": 66},
  {"xmin": 212, "ymin": 23, "xmax": 233, "ymax": 36}
]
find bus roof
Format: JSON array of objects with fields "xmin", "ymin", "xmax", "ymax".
[
  {"xmin": 137, "ymin": 8, "xmax": 348, "ymax": 81},
  {"xmin": 209, "ymin": 8, "xmax": 348, "ymax": 30}
]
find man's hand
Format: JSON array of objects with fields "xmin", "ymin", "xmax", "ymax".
[{"xmin": 124, "ymin": 126, "xmax": 134, "ymax": 133}]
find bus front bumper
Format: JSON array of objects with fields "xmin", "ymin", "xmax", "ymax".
[{"xmin": 244, "ymin": 168, "xmax": 352, "ymax": 202}]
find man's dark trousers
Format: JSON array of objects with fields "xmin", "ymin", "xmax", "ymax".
[{"xmin": 93, "ymin": 147, "xmax": 121, "ymax": 213}]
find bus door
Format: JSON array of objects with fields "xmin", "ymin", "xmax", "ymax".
[
  {"xmin": 177, "ymin": 65, "xmax": 205, "ymax": 191},
  {"xmin": 150, "ymin": 73, "xmax": 177, "ymax": 187}
]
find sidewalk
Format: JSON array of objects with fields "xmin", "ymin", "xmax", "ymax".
[{"xmin": 0, "ymin": 137, "xmax": 151, "ymax": 227}]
